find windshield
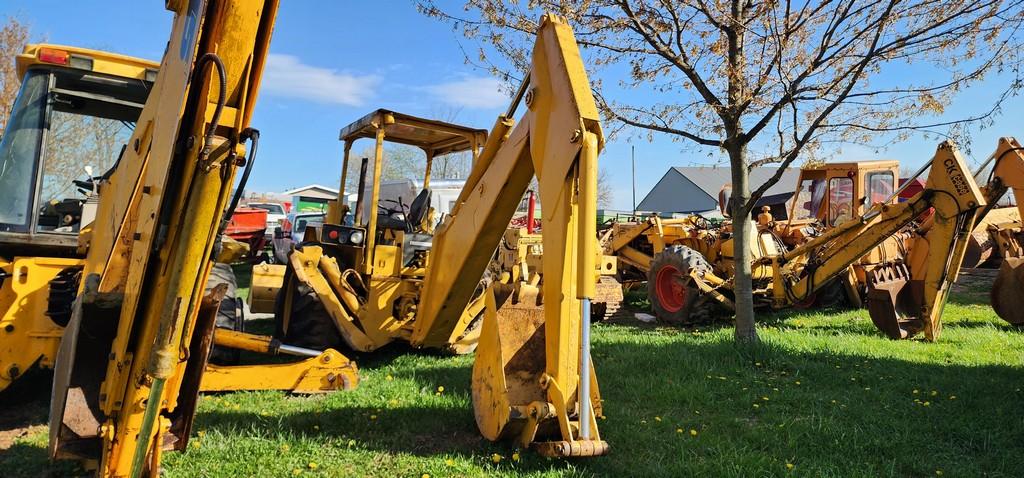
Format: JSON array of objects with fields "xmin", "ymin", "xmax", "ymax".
[
  {"xmin": 0, "ymin": 70, "xmax": 48, "ymax": 230},
  {"xmin": 0, "ymin": 67, "xmax": 148, "ymax": 233},
  {"xmin": 791, "ymin": 178, "xmax": 826, "ymax": 221},
  {"xmin": 251, "ymin": 203, "xmax": 285, "ymax": 215}
]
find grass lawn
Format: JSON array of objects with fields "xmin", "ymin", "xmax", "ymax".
[{"xmin": 1, "ymin": 277, "xmax": 1022, "ymax": 477}]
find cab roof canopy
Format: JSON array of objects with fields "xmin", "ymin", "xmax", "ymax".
[
  {"xmin": 801, "ymin": 159, "xmax": 900, "ymax": 172},
  {"xmin": 17, "ymin": 43, "xmax": 158, "ymax": 80},
  {"xmin": 338, "ymin": 109, "xmax": 487, "ymax": 156}
]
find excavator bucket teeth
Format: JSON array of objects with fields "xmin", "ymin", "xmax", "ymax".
[
  {"xmin": 992, "ymin": 257, "xmax": 1024, "ymax": 326},
  {"xmin": 866, "ymin": 265, "xmax": 924, "ymax": 339},
  {"xmin": 472, "ymin": 284, "xmax": 548, "ymax": 442}
]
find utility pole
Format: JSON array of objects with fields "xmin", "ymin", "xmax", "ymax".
[{"xmin": 631, "ymin": 145, "xmax": 637, "ymax": 217}]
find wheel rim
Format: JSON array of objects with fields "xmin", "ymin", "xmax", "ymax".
[{"xmin": 655, "ymin": 264, "xmax": 686, "ymax": 312}]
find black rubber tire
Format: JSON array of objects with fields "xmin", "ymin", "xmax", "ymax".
[
  {"xmin": 206, "ymin": 263, "xmax": 243, "ymax": 365},
  {"xmin": 275, "ymin": 263, "xmax": 345, "ymax": 350},
  {"xmin": 646, "ymin": 245, "xmax": 711, "ymax": 325}
]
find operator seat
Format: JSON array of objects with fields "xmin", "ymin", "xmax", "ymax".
[{"xmin": 407, "ymin": 188, "xmax": 431, "ymax": 231}]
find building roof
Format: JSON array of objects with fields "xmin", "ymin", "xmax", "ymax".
[
  {"xmin": 670, "ymin": 166, "xmax": 799, "ymax": 200},
  {"xmin": 282, "ymin": 184, "xmax": 339, "ymax": 196}
]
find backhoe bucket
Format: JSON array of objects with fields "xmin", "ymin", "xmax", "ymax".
[
  {"xmin": 992, "ymin": 256, "xmax": 1024, "ymax": 326},
  {"xmin": 472, "ymin": 284, "xmax": 608, "ymax": 457},
  {"xmin": 866, "ymin": 264, "xmax": 925, "ymax": 339}
]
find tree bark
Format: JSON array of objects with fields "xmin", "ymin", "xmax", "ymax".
[{"xmin": 728, "ymin": 144, "xmax": 759, "ymax": 343}]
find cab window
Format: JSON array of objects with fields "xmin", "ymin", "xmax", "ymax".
[
  {"xmin": 866, "ymin": 171, "xmax": 894, "ymax": 206},
  {"xmin": 828, "ymin": 177, "xmax": 854, "ymax": 225},
  {"xmin": 792, "ymin": 178, "xmax": 826, "ymax": 220}
]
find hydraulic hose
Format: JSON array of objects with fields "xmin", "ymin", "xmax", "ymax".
[
  {"xmin": 224, "ymin": 128, "xmax": 260, "ymax": 225},
  {"xmin": 194, "ymin": 53, "xmax": 227, "ymax": 165}
]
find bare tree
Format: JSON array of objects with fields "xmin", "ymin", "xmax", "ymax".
[
  {"xmin": 598, "ymin": 167, "xmax": 614, "ymax": 208},
  {"xmin": 429, "ymin": 105, "xmax": 474, "ymax": 180},
  {"xmin": 0, "ymin": 16, "xmax": 30, "ymax": 136},
  {"xmin": 420, "ymin": 0, "xmax": 1024, "ymax": 343},
  {"xmin": 342, "ymin": 144, "xmax": 427, "ymax": 192}
]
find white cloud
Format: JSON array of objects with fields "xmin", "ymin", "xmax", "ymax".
[
  {"xmin": 423, "ymin": 76, "xmax": 508, "ymax": 109},
  {"xmin": 262, "ymin": 54, "xmax": 378, "ymax": 106}
]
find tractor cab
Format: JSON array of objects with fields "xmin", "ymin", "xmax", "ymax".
[
  {"xmin": 323, "ymin": 109, "xmax": 486, "ymax": 273},
  {"xmin": 788, "ymin": 160, "xmax": 899, "ymax": 226},
  {"xmin": 777, "ymin": 160, "xmax": 899, "ymax": 246},
  {"xmin": 0, "ymin": 44, "xmax": 156, "ymax": 256}
]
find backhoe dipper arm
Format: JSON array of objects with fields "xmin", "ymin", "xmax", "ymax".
[
  {"xmin": 975, "ymin": 137, "xmax": 1024, "ymax": 325},
  {"xmin": 48, "ymin": 1, "xmax": 277, "ymax": 476},
  {"xmin": 975, "ymin": 137, "xmax": 1024, "ymax": 224},
  {"xmin": 411, "ymin": 15, "xmax": 608, "ymax": 456},
  {"xmin": 775, "ymin": 141, "xmax": 985, "ymax": 341},
  {"xmin": 411, "ymin": 15, "xmax": 602, "ymax": 349}
]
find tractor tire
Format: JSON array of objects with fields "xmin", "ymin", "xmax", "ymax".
[
  {"xmin": 646, "ymin": 245, "xmax": 712, "ymax": 325},
  {"xmin": 275, "ymin": 265, "xmax": 345, "ymax": 351},
  {"xmin": 206, "ymin": 263, "xmax": 243, "ymax": 365}
]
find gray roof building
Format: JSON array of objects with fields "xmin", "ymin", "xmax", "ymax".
[{"xmin": 637, "ymin": 166, "xmax": 800, "ymax": 216}]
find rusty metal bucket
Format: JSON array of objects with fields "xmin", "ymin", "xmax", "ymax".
[
  {"xmin": 992, "ymin": 256, "xmax": 1024, "ymax": 326},
  {"xmin": 471, "ymin": 282, "xmax": 608, "ymax": 457},
  {"xmin": 866, "ymin": 264, "xmax": 925, "ymax": 339}
]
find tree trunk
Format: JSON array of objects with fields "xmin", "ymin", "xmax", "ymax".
[{"xmin": 728, "ymin": 144, "xmax": 759, "ymax": 343}]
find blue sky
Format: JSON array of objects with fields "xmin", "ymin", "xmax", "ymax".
[{"xmin": 4, "ymin": 1, "xmax": 1021, "ymax": 210}]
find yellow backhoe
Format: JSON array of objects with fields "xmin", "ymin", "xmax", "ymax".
[
  {"xmin": 44, "ymin": 2, "xmax": 606, "ymax": 475},
  {"xmin": 0, "ymin": 44, "xmax": 356, "ymax": 396},
  {"xmin": 276, "ymin": 17, "xmax": 609, "ymax": 456},
  {"xmin": 633, "ymin": 141, "xmax": 991, "ymax": 341}
]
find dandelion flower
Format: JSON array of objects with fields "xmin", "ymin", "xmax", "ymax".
[
  {"xmin": 308, "ymin": 462, "xmax": 318, "ymax": 470},
  {"xmin": 313, "ymin": 425, "xmax": 320, "ymax": 430},
  {"xmin": 923, "ymin": 401, "xmax": 930, "ymax": 407},
  {"xmin": 936, "ymin": 470, "xmax": 943, "ymax": 476},
  {"xmin": 491, "ymin": 453, "xmax": 503, "ymax": 463},
  {"xmin": 795, "ymin": 381, "xmax": 801, "ymax": 385},
  {"xmin": 437, "ymin": 386, "xmax": 445, "ymax": 393},
  {"xmin": 786, "ymin": 463, "xmax": 795, "ymax": 470},
  {"xmin": 753, "ymin": 404, "xmax": 760, "ymax": 409},
  {"xmin": 386, "ymin": 374, "xmax": 394, "ymax": 381},
  {"xmin": 654, "ymin": 416, "xmax": 662, "ymax": 422},
  {"xmin": 512, "ymin": 452, "xmax": 521, "ymax": 462},
  {"xmin": 949, "ymin": 395, "xmax": 956, "ymax": 400},
  {"xmin": 676, "ymin": 428, "xmax": 683, "ymax": 433},
  {"xmin": 930, "ymin": 390, "xmax": 937, "ymax": 396},
  {"xmin": 689, "ymin": 429, "xmax": 698, "ymax": 436},
  {"xmin": 292, "ymin": 469, "xmax": 302, "ymax": 476},
  {"xmin": 370, "ymin": 414, "xmax": 377, "ymax": 420},
  {"xmin": 762, "ymin": 396, "xmax": 769, "ymax": 401},
  {"xmin": 422, "ymin": 474, "xmax": 430, "ymax": 478},
  {"xmin": 913, "ymin": 389, "xmax": 919, "ymax": 394}
]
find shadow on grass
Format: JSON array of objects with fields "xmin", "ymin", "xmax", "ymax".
[{"xmin": 186, "ymin": 334, "xmax": 1024, "ymax": 477}]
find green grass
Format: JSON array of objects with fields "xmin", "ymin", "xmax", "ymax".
[{"xmin": 2, "ymin": 285, "xmax": 1022, "ymax": 477}]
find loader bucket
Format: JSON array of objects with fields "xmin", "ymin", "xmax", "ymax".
[
  {"xmin": 866, "ymin": 264, "xmax": 925, "ymax": 339},
  {"xmin": 992, "ymin": 256, "xmax": 1024, "ymax": 326}
]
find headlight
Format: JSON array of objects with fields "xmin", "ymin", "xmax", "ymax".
[{"xmin": 349, "ymin": 230, "xmax": 364, "ymax": 244}]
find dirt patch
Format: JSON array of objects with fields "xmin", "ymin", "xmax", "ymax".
[{"xmin": 0, "ymin": 368, "xmax": 52, "ymax": 450}]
